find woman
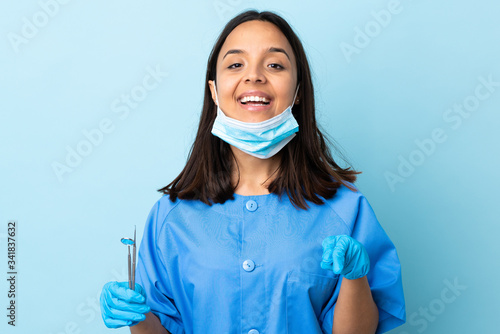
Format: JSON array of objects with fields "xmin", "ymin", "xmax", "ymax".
[{"xmin": 100, "ymin": 10, "xmax": 405, "ymax": 334}]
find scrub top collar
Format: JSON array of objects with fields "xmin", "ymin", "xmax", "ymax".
[{"xmin": 207, "ymin": 191, "xmax": 285, "ymax": 215}]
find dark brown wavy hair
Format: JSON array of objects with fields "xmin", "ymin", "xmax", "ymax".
[{"xmin": 158, "ymin": 10, "xmax": 361, "ymax": 210}]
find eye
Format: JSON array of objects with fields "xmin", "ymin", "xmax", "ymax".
[
  {"xmin": 228, "ymin": 63, "xmax": 242, "ymax": 69},
  {"xmin": 269, "ymin": 63, "xmax": 284, "ymax": 70}
]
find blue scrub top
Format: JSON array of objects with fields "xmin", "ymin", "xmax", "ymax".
[{"xmin": 135, "ymin": 182, "xmax": 406, "ymax": 334}]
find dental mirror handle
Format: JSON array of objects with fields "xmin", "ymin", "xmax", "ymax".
[
  {"xmin": 128, "ymin": 246, "xmax": 132, "ymax": 290},
  {"xmin": 132, "ymin": 226, "xmax": 136, "ymax": 291}
]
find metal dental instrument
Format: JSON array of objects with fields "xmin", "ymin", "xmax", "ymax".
[
  {"xmin": 133, "ymin": 226, "xmax": 136, "ymax": 290},
  {"xmin": 121, "ymin": 226, "xmax": 136, "ymax": 291}
]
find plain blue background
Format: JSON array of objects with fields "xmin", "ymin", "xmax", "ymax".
[{"xmin": 1, "ymin": 0, "xmax": 499, "ymax": 333}]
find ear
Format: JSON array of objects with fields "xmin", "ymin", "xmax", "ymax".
[{"xmin": 208, "ymin": 80, "xmax": 218, "ymax": 106}]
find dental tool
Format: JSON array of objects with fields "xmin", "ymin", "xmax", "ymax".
[{"xmin": 120, "ymin": 225, "xmax": 136, "ymax": 290}]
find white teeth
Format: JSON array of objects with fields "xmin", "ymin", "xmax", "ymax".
[{"xmin": 240, "ymin": 96, "xmax": 270, "ymax": 103}]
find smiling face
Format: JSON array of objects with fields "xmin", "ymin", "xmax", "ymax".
[{"xmin": 208, "ymin": 20, "xmax": 299, "ymax": 123}]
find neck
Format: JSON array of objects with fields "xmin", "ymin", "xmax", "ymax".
[{"xmin": 230, "ymin": 147, "xmax": 282, "ymax": 195}]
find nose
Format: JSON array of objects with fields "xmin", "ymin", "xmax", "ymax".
[{"xmin": 244, "ymin": 63, "xmax": 266, "ymax": 84}]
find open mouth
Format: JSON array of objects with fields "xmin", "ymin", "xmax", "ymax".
[
  {"xmin": 240, "ymin": 101, "xmax": 270, "ymax": 106},
  {"xmin": 239, "ymin": 96, "xmax": 271, "ymax": 106}
]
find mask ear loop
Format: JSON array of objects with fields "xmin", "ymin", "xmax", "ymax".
[
  {"xmin": 292, "ymin": 83, "xmax": 300, "ymax": 106},
  {"xmin": 213, "ymin": 80, "xmax": 219, "ymax": 106}
]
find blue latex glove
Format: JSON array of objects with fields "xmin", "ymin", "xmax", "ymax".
[
  {"xmin": 100, "ymin": 281, "xmax": 151, "ymax": 328},
  {"xmin": 320, "ymin": 235, "xmax": 370, "ymax": 280}
]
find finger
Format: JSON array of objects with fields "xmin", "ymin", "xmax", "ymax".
[
  {"xmin": 320, "ymin": 261, "xmax": 331, "ymax": 270},
  {"xmin": 100, "ymin": 288, "xmax": 116, "ymax": 319},
  {"xmin": 331, "ymin": 243, "xmax": 347, "ymax": 275},
  {"xmin": 321, "ymin": 248, "xmax": 333, "ymax": 263},
  {"xmin": 105, "ymin": 289, "xmax": 150, "ymax": 314},
  {"xmin": 110, "ymin": 309, "xmax": 146, "ymax": 323},
  {"xmin": 320, "ymin": 248, "xmax": 333, "ymax": 270},
  {"xmin": 322, "ymin": 235, "xmax": 338, "ymax": 249},
  {"xmin": 102, "ymin": 297, "xmax": 147, "ymax": 324},
  {"xmin": 103, "ymin": 316, "xmax": 132, "ymax": 329},
  {"xmin": 108, "ymin": 282, "xmax": 146, "ymax": 303},
  {"xmin": 134, "ymin": 283, "xmax": 146, "ymax": 295},
  {"xmin": 112, "ymin": 282, "xmax": 145, "ymax": 302}
]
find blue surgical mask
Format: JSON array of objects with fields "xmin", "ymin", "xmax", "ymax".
[{"xmin": 211, "ymin": 81, "xmax": 300, "ymax": 159}]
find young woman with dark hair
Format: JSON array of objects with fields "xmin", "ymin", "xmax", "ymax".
[
  {"xmin": 100, "ymin": 10, "xmax": 405, "ymax": 334},
  {"xmin": 158, "ymin": 10, "xmax": 359, "ymax": 210}
]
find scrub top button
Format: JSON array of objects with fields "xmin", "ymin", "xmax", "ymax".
[
  {"xmin": 246, "ymin": 200, "xmax": 258, "ymax": 211},
  {"xmin": 248, "ymin": 330, "xmax": 259, "ymax": 334},
  {"xmin": 242, "ymin": 259, "xmax": 255, "ymax": 272}
]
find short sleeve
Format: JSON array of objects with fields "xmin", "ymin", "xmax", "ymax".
[
  {"xmin": 135, "ymin": 199, "xmax": 185, "ymax": 334},
  {"xmin": 320, "ymin": 193, "xmax": 406, "ymax": 334}
]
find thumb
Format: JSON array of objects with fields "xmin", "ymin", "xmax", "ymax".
[{"xmin": 331, "ymin": 243, "xmax": 347, "ymax": 275}]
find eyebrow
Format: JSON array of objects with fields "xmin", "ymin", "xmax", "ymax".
[{"xmin": 222, "ymin": 47, "xmax": 291, "ymax": 61}]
